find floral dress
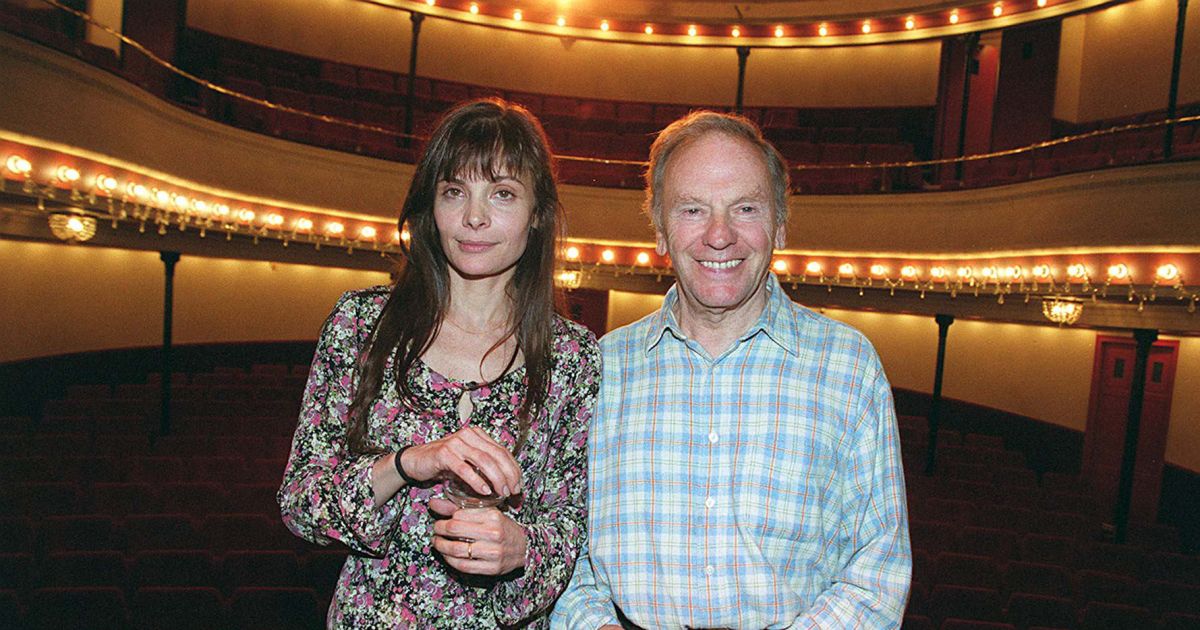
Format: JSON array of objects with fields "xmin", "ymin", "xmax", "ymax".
[{"xmin": 279, "ymin": 287, "xmax": 600, "ymax": 629}]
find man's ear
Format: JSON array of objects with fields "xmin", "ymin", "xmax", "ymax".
[
  {"xmin": 774, "ymin": 221, "xmax": 786, "ymax": 249},
  {"xmin": 656, "ymin": 231, "xmax": 668, "ymax": 256}
]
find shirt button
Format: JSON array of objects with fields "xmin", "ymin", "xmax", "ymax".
[
  {"xmin": 705, "ymin": 565, "xmax": 715, "ymax": 576},
  {"xmin": 708, "ymin": 431, "xmax": 718, "ymax": 444},
  {"xmin": 705, "ymin": 497, "xmax": 715, "ymax": 509}
]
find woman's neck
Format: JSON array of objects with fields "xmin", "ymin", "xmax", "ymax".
[{"xmin": 445, "ymin": 267, "xmax": 516, "ymax": 332}]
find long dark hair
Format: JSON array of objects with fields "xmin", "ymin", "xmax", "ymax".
[{"xmin": 347, "ymin": 99, "xmax": 563, "ymax": 455}]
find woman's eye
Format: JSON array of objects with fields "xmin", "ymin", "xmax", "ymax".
[
  {"xmin": 494, "ymin": 189, "xmax": 515, "ymax": 200},
  {"xmin": 441, "ymin": 186, "xmax": 463, "ymax": 198}
]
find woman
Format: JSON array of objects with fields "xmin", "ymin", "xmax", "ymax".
[{"xmin": 279, "ymin": 99, "xmax": 600, "ymax": 628}]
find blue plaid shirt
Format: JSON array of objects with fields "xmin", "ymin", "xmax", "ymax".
[{"xmin": 553, "ymin": 275, "xmax": 910, "ymax": 629}]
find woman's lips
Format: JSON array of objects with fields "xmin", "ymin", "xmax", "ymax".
[{"xmin": 457, "ymin": 239, "xmax": 497, "ymax": 253}]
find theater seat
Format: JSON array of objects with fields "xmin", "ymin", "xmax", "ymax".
[
  {"xmin": 1079, "ymin": 602, "xmax": 1151, "ymax": 630},
  {"xmin": 229, "ymin": 586, "xmax": 322, "ymax": 630},
  {"xmin": 927, "ymin": 585, "xmax": 1004, "ymax": 628},
  {"xmin": 132, "ymin": 586, "xmax": 225, "ymax": 630},
  {"xmin": 1004, "ymin": 561, "xmax": 1071, "ymax": 598},
  {"xmin": 942, "ymin": 621, "xmax": 1017, "ymax": 630},
  {"xmin": 132, "ymin": 550, "xmax": 216, "ymax": 589},
  {"xmin": 28, "ymin": 587, "xmax": 128, "ymax": 630},
  {"xmin": 41, "ymin": 551, "xmax": 128, "ymax": 589},
  {"xmin": 221, "ymin": 550, "xmax": 301, "ymax": 592},
  {"xmin": 125, "ymin": 514, "xmax": 198, "ymax": 552},
  {"xmin": 0, "ymin": 589, "xmax": 20, "ymax": 629},
  {"xmin": 1006, "ymin": 592, "xmax": 1077, "ymax": 630}
]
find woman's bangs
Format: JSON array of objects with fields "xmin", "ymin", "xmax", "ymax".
[{"xmin": 437, "ymin": 119, "xmax": 537, "ymax": 183}]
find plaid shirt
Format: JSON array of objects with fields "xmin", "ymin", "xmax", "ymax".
[{"xmin": 553, "ymin": 275, "xmax": 910, "ymax": 629}]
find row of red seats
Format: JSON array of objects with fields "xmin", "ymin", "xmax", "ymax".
[
  {"xmin": 2, "ymin": 481, "xmax": 281, "ymax": 517},
  {"xmin": 911, "ymin": 548, "xmax": 1200, "ymax": 595},
  {"xmin": 1, "ymin": 513, "xmax": 299, "ymax": 555},
  {"xmin": 1, "ymin": 452, "xmax": 285, "ymax": 484},
  {"xmin": 960, "ymin": 123, "xmax": 1200, "ymax": 189},
  {"xmin": 904, "ymin": 586, "xmax": 1200, "ymax": 630},
  {"xmin": 0, "ymin": 585, "xmax": 325, "ymax": 630},
  {"xmin": 0, "ymin": 548, "xmax": 344, "ymax": 597}
]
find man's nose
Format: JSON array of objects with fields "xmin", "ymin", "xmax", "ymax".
[{"xmin": 702, "ymin": 212, "xmax": 734, "ymax": 249}]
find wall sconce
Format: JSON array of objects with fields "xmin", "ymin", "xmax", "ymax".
[
  {"xmin": 48, "ymin": 213, "xmax": 97, "ymax": 243},
  {"xmin": 1042, "ymin": 296, "xmax": 1083, "ymax": 326}
]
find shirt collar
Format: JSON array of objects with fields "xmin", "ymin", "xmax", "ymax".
[{"xmin": 643, "ymin": 274, "xmax": 800, "ymax": 357}]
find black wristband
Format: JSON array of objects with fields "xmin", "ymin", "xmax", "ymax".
[{"xmin": 394, "ymin": 444, "xmax": 421, "ymax": 486}]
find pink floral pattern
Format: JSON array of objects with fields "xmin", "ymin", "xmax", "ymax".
[{"xmin": 279, "ymin": 287, "xmax": 599, "ymax": 628}]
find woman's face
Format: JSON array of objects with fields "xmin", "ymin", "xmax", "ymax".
[{"xmin": 433, "ymin": 170, "xmax": 536, "ymax": 282}]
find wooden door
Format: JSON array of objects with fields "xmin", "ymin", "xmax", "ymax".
[{"xmin": 1082, "ymin": 336, "xmax": 1179, "ymax": 523}]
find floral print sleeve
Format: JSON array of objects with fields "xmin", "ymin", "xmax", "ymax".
[
  {"xmin": 277, "ymin": 288, "xmax": 601, "ymax": 628},
  {"xmin": 278, "ymin": 288, "xmax": 406, "ymax": 556},
  {"xmin": 490, "ymin": 321, "xmax": 600, "ymax": 624}
]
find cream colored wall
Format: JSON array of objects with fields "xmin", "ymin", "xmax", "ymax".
[
  {"xmin": 601, "ymin": 289, "xmax": 1200, "ymax": 471},
  {"xmin": 605, "ymin": 290, "xmax": 666, "ymax": 331},
  {"xmin": 85, "ymin": 0, "xmax": 123, "ymax": 52},
  {"xmin": 1167, "ymin": 336, "xmax": 1200, "ymax": 469},
  {"xmin": 1055, "ymin": 0, "xmax": 1200, "ymax": 122},
  {"xmin": 185, "ymin": 0, "xmax": 940, "ymax": 107},
  {"xmin": 0, "ymin": 239, "xmax": 388, "ymax": 363}
]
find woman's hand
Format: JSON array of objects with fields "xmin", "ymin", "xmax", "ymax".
[
  {"xmin": 429, "ymin": 497, "xmax": 529, "ymax": 575},
  {"xmin": 400, "ymin": 426, "xmax": 523, "ymax": 498}
]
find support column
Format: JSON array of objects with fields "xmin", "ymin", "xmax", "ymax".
[
  {"xmin": 954, "ymin": 33, "xmax": 980, "ymax": 181},
  {"xmin": 403, "ymin": 11, "xmax": 425, "ymax": 148},
  {"xmin": 1164, "ymin": 0, "xmax": 1189, "ymax": 159},
  {"xmin": 158, "ymin": 251, "xmax": 180, "ymax": 439},
  {"xmin": 1113, "ymin": 329, "xmax": 1158, "ymax": 543},
  {"xmin": 925, "ymin": 313, "xmax": 955, "ymax": 475},
  {"xmin": 735, "ymin": 46, "xmax": 750, "ymax": 115}
]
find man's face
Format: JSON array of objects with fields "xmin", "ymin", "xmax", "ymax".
[{"xmin": 656, "ymin": 132, "xmax": 784, "ymax": 320}]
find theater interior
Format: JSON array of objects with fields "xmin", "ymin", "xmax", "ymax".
[{"xmin": 1, "ymin": 0, "xmax": 1199, "ymax": 627}]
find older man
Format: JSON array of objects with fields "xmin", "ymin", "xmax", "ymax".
[{"xmin": 552, "ymin": 112, "xmax": 910, "ymax": 629}]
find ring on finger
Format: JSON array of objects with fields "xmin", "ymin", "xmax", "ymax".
[{"xmin": 466, "ymin": 541, "xmax": 473, "ymax": 560}]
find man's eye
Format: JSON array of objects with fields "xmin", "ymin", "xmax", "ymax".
[{"xmin": 738, "ymin": 205, "xmax": 758, "ymax": 213}]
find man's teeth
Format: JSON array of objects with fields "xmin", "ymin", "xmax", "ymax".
[{"xmin": 700, "ymin": 260, "xmax": 742, "ymax": 270}]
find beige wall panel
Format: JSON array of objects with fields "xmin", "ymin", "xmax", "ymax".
[
  {"xmin": 0, "ymin": 239, "xmax": 387, "ymax": 363},
  {"xmin": 1066, "ymin": 0, "xmax": 1200, "ymax": 122},
  {"xmin": 187, "ymin": 0, "xmax": 410, "ymax": 71},
  {"xmin": 1, "ymin": 240, "xmax": 163, "ymax": 362},
  {"xmin": 86, "ymin": 0, "xmax": 124, "ymax": 52},
  {"xmin": 171, "ymin": 257, "xmax": 390, "ymax": 345},
  {"xmin": 605, "ymin": 290, "xmax": 664, "ymax": 331},
  {"xmin": 743, "ymin": 43, "xmax": 941, "ymax": 108},
  {"xmin": 1054, "ymin": 13, "xmax": 1086, "ymax": 122},
  {"xmin": 1168, "ymin": 336, "xmax": 1200, "ymax": 471},
  {"xmin": 187, "ymin": 0, "xmax": 938, "ymax": 107}
]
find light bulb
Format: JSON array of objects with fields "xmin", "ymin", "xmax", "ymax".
[
  {"xmin": 56, "ymin": 165, "xmax": 80, "ymax": 183},
  {"xmin": 1156, "ymin": 263, "xmax": 1180, "ymax": 281}
]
